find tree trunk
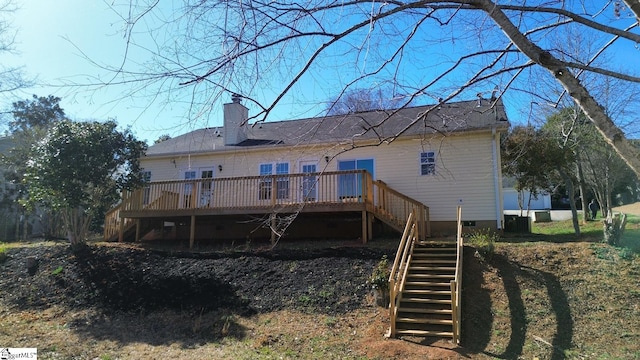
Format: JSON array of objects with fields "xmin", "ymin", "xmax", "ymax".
[
  {"xmin": 481, "ymin": 0, "xmax": 640, "ymax": 178},
  {"xmin": 559, "ymin": 169, "xmax": 581, "ymax": 236},
  {"xmin": 575, "ymin": 155, "xmax": 589, "ymax": 224},
  {"xmin": 605, "ymin": 168, "xmax": 612, "ymax": 216},
  {"xmin": 61, "ymin": 207, "xmax": 91, "ymax": 246},
  {"xmin": 517, "ymin": 190, "xmax": 524, "ymax": 217},
  {"xmin": 14, "ymin": 211, "xmax": 20, "ymax": 241},
  {"xmin": 22, "ymin": 214, "xmax": 28, "ymax": 241}
]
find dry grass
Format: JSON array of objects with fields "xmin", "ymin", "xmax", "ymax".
[
  {"xmin": 0, "ymin": 301, "xmax": 463, "ymax": 359},
  {"xmin": 468, "ymin": 242, "xmax": 640, "ymax": 359}
]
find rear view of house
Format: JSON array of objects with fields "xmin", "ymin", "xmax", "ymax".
[{"xmin": 105, "ymin": 96, "xmax": 509, "ymax": 246}]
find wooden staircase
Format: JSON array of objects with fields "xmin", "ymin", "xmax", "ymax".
[
  {"xmin": 104, "ymin": 203, "xmax": 155, "ymax": 242},
  {"xmin": 394, "ymin": 242, "xmax": 457, "ymax": 337},
  {"xmin": 388, "ymin": 208, "xmax": 463, "ymax": 344}
]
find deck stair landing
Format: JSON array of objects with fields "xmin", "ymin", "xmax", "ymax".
[{"xmin": 394, "ymin": 242, "xmax": 457, "ymax": 337}]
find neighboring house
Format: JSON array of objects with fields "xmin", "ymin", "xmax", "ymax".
[
  {"xmin": 0, "ymin": 136, "xmax": 47, "ymax": 240},
  {"xmin": 0, "ymin": 136, "xmax": 18, "ymax": 240},
  {"xmin": 105, "ymin": 96, "xmax": 509, "ymax": 245},
  {"xmin": 503, "ymin": 188, "xmax": 552, "ymax": 211},
  {"xmin": 502, "ymin": 177, "xmax": 552, "ymax": 212}
]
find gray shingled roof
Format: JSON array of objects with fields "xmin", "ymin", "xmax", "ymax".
[{"xmin": 147, "ymin": 99, "xmax": 509, "ymax": 157}]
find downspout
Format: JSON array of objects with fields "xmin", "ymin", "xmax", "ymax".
[{"xmin": 492, "ymin": 128, "xmax": 503, "ymax": 229}]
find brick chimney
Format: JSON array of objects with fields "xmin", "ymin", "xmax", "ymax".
[{"xmin": 223, "ymin": 94, "xmax": 248, "ymax": 145}]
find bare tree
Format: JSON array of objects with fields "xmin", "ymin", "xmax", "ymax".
[
  {"xmin": 0, "ymin": 1, "xmax": 30, "ymax": 103},
  {"xmin": 97, "ymin": 1, "xmax": 640, "ymax": 176},
  {"xmin": 326, "ymin": 87, "xmax": 411, "ymax": 115}
]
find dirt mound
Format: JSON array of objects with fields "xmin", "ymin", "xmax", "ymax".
[{"xmin": 0, "ymin": 243, "xmax": 390, "ymax": 315}]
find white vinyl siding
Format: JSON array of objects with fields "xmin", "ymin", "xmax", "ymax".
[
  {"xmin": 373, "ymin": 134, "xmax": 498, "ymax": 221},
  {"xmin": 139, "ymin": 131, "xmax": 502, "ymax": 223}
]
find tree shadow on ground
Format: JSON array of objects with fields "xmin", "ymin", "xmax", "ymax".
[
  {"xmin": 461, "ymin": 246, "xmax": 493, "ymax": 353},
  {"xmin": 502, "ymin": 232, "xmax": 601, "ymax": 244},
  {"xmin": 69, "ymin": 308, "xmax": 248, "ymax": 348},
  {"xmin": 62, "ymin": 244, "xmax": 382, "ymax": 346},
  {"xmin": 521, "ymin": 264, "xmax": 573, "ymax": 360},
  {"xmin": 67, "ymin": 245, "xmax": 254, "ymax": 347},
  {"xmin": 476, "ymin": 252, "xmax": 573, "ymax": 360},
  {"xmin": 484, "ymin": 253, "xmax": 527, "ymax": 359}
]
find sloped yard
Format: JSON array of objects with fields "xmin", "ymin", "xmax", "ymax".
[{"xmin": 1, "ymin": 222, "xmax": 639, "ymax": 359}]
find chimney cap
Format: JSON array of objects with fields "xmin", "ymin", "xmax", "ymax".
[{"xmin": 231, "ymin": 93, "xmax": 242, "ymax": 103}]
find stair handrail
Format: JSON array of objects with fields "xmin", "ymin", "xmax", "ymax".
[
  {"xmin": 373, "ymin": 180, "xmax": 430, "ymax": 239},
  {"xmin": 103, "ymin": 190, "xmax": 135, "ymax": 241},
  {"xmin": 450, "ymin": 206, "xmax": 463, "ymax": 344},
  {"xmin": 387, "ymin": 211, "xmax": 419, "ymax": 337},
  {"xmin": 103, "ymin": 203, "xmax": 121, "ymax": 241}
]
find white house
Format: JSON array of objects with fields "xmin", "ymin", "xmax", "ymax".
[{"xmin": 105, "ymin": 96, "xmax": 509, "ymax": 245}]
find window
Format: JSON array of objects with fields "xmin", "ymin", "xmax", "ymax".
[
  {"xmin": 275, "ymin": 163, "xmax": 290, "ymax": 200},
  {"xmin": 183, "ymin": 170, "xmax": 197, "ymax": 207},
  {"xmin": 420, "ymin": 151, "xmax": 436, "ymax": 175},
  {"xmin": 300, "ymin": 161, "xmax": 318, "ymax": 201},
  {"xmin": 142, "ymin": 171, "xmax": 151, "ymax": 205},
  {"xmin": 259, "ymin": 164, "xmax": 272, "ymax": 200},
  {"xmin": 338, "ymin": 159, "xmax": 374, "ymax": 199},
  {"xmin": 199, "ymin": 168, "xmax": 214, "ymax": 207},
  {"xmin": 259, "ymin": 163, "xmax": 289, "ymax": 200}
]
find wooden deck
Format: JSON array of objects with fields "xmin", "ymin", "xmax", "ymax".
[{"xmin": 104, "ymin": 170, "xmax": 429, "ymax": 245}]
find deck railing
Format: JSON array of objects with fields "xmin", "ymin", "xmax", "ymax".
[
  {"xmin": 387, "ymin": 211, "xmax": 419, "ymax": 337},
  {"xmin": 104, "ymin": 170, "xmax": 429, "ymax": 240},
  {"xmin": 103, "ymin": 203, "xmax": 134, "ymax": 241},
  {"xmin": 122, "ymin": 170, "xmax": 374, "ymax": 211},
  {"xmin": 373, "ymin": 180, "xmax": 430, "ymax": 238},
  {"xmin": 450, "ymin": 206, "xmax": 463, "ymax": 344}
]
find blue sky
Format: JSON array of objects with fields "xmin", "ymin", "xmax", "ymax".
[
  {"xmin": 3, "ymin": 1, "xmax": 191, "ymax": 142},
  {"xmin": 2, "ymin": 0, "xmax": 360, "ymax": 143},
  {"xmin": 3, "ymin": 1, "xmax": 639, "ymax": 143}
]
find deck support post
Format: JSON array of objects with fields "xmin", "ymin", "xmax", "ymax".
[
  {"xmin": 135, "ymin": 219, "xmax": 141, "ymax": 242},
  {"xmin": 367, "ymin": 212, "xmax": 373, "ymax": 242},
  {"xmin": 361, "ymin": 210, "xmax": 367, "ymax": 244},
  {"xmin": 189, "ymin": 215, "xmax": 196, "ymax": 249},
  {"xmin": 118, "ymin": 217, "xmax": 124, "ymax": 242}
]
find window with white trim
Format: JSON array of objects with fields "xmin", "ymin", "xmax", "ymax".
[{"xmin": 420, "ymin": 151, "xmax": 436, "ymax": 176}]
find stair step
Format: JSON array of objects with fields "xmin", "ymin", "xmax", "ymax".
[
  {"xmin": 407, "ymin": 274, "xmax": 455, "ymax": 279},
  {"xmin": 412, "ymin": 252, "xmax": 456, "ymax": 256},
  {"xmin": 403, "ymin": 289, "xmax": 452, "ymax": 296},
  {"xmin": 397, "ymin": 307, "xmax": 452, "ymax": 315},
  {"xmin": 404, "ymin": 281, "xmax": 452, "ymax": 287},
  {"xmin": 411, "ymin": 259, "xmax": 456, "ymax": 264},
  {"xmin": 409, "ymin": 266, "xmax": 456, "ymax": 271},
  {"xmin": 401, "ymin": 297, "xmax": 452, "ymax": 304},
  {"xmin": 396, "ymin": 317, "xmax": 453, "ymax": 325},
  {"xmin": 413, "ymin": 245, "xmax": 456, "ymax": 252},
  {"xmin": 394, "ymin": 329, "xmax": 454, "ymax": 337}
]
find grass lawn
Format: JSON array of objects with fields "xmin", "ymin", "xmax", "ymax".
[{"xmin": 530, "ymin": 214, "xmax": 640, "ymax": 253}]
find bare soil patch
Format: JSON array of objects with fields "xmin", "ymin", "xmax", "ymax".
[{"xmin": 0, "ymin": 242, "xmax": 390, "ymax": 314}]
